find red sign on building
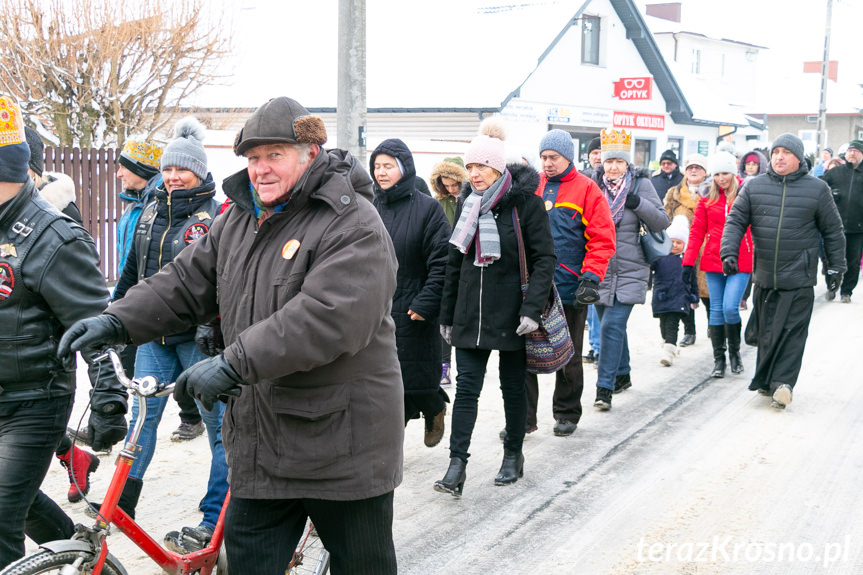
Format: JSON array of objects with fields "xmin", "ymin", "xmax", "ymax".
[
  {"xmin": 613, "ymin": 77, "xmax": 653, "ymax": 100},
  {"xmin": 612, "ymin": 111, "xmax": 665, "ymax": 131}
]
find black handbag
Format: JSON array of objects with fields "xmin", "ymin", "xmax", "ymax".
[{"xmin": 639, "ymin": 221, "xmax": 672, "ymax": 265}]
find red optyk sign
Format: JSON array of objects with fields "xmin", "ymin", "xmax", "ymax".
[{"xmin": 613, "ymin": 77, "xmax": 652, "ymax": 100}]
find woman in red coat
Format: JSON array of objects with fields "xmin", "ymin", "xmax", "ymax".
[{"xmin": 682, "ymin": 152, "xmax": 753, "ymax": 378}]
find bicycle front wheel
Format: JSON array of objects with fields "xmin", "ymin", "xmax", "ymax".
[
  {"xmin": 287, "ymin": 529, "xmax": 330, "ymax": 575},
  {"xmin": 0, "ymin": 550, "xmax": 123, "ymax": 575}
]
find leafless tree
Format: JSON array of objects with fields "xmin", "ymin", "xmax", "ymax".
[{"xmin": 0, "ymin": 0, "xmax": 231, "ymax": 147}]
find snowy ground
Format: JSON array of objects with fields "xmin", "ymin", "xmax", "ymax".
[{"xmin": 33, "ymin": 283, "xmax": 863, "ymax": 574}]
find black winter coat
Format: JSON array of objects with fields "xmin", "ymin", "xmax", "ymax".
[
  {"xmin": 651, "ymin": 252, "xmax": 698, "ymax": 316},
  {"xmin": 372, "ymin": 139, "xmax": 451, "ymax": 395},
  {"xmin": 440, "ymin": 163, "xmax": 555, "ymax": 351},
  {"xmin": 721, "ymin": 162, "xmax": 846, "ymax": 290},
  {"xmin": 820, "ymin": 161, "xmax": 863, "ymax": 234},
  {"xmin": 651, "ymin": 168, "xmax": 683, "ymax": 199}
]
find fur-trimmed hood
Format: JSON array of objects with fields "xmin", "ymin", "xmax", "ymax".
[
  {"xmin": 37, "ymin": 171, "xmax": 76, "ymax": 212},
  {"xmin": 429, "ymin": 160, "xmax": 468, "ymax": 200},
  {"xmin": 458, "ymin": 162, "xmax": 540, "ymax": 209},
  {"xmin": 738, "ymin": 149, "xmax": 768, "ymax": 179}
]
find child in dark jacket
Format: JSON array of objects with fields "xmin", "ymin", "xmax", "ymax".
[{"xmin": 652, "ymin": 215, "xmax": 699, "ymax": 366}]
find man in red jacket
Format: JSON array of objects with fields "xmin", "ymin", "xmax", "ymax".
[{"xmin": 524, "ymin": 129, "xmax": 616, "ymax": 437}]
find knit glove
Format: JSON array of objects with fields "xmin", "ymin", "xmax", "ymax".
[
  {"xmin": 624, "ymin": 193, "xmax": 641, "ymax": 210},
  {"xmin": 440, "ymin": 325, "xmax": 452, "ymax": 345},
  {"xmin": 175, "ymin": 355, "xmax": 244, "ymax": 411},
  {"xmin": 516, "ymin": 316, "xmax": 539, "ymax": 336},
  {"xmin": 574, "ymin": 278, "xmax": 600, "ymax": 306},
  {"xmin": 826, "ymin": 269, "xmax": 843, "ymax": 293},
  {"xmin": 722, "ymin": 256, "xmax": 738, "ymax": 276}
]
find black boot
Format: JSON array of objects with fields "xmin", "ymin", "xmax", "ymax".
[
  {"xmin": 726, "ymin": 322, "xmax": 743, "ymax": 374},
  {"xmin": 86, "ymin": 477, "xmax": 143, "ymax": 520},
  {"xmin": 494, "ymin": 450, "xmax": 524, "ymax": 486},
  {"xmin": 434, "ymin": 457, "xmax": 467, "ymax": 498},
  {"xmin": 709, "ymin": 325, "xmax": 727, "ymax": 378}
]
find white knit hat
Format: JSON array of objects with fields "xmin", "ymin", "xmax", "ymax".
[
  {"xmin": 709, "ymin": 152, "xmax": 737, "ymax": 175},
  {"xmin": 666, "ymin": 214, "xmax": 690, "ymax": 247}
]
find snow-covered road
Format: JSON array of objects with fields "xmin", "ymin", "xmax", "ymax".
[{"xmin": 34, "ymin": 284, "xmax": 863, "ymax": 574}]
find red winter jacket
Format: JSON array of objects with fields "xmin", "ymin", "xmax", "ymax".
[
  {"xmin": 536, "ymin": 165, "xmax": 616, "ymax": 301},
  {"xmin": 683, "ymin": 188, "xmax": 753, "ymax": 273}
]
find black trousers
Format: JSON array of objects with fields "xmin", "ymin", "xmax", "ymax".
[
  {"xmin": 0, "ymin": 395, "xmax": 75, "ymax": 568},
  {"xmin": 748, "ymin": 285, "xmax": 814, "ymax": 392},
  {"xmin": 658, "ymin": 312, "xmax": 686, "ymax": 344},
  {"xmin": 450, "ymin": 347, "xmax": 527, "ymax": 459},
  {"xmin": 224, "ymin": 491, "xmax": 396, "ymax": 575},
  {"xmin": 525, "ymin": 304, "xmax": 587, "ymax": 427},
  {"xmin": 841, "ymin": 233, "xmax": 863, "ymax": 296},
  {"xmin": 681, "ymin": 307, "xmax": 696, "ymax": 336}
]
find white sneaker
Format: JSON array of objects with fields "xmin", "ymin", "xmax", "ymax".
[
  {"xmin": 771, "ymin": 384, "xmax": 793, "ymax": 409},
  {"xmin": 659, "ymin": 343, "xmax": 676, "ymax": 366}
]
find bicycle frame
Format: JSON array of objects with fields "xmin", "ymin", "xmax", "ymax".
[{"xmin": 72, "ymin": 349, "xmax": 230, "ymax": 575}]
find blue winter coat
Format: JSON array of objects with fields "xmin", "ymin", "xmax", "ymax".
[
  {"xmin": 116, "ymin": 175, "xmax": 160, "ymax": 275},
  {"xmin": 651, "ymin": 253, "xmax": 698, "ymax": 316}
]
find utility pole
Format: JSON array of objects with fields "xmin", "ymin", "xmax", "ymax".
[
  {"xmin": 337, "ymin": 0, "xmax": 366, "ymax": 165},
  {"xmin": 815, "ymin": 0, "xmax": 833, "ymax": 157}
]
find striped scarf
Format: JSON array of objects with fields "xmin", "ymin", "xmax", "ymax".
[
  {"xmin": 450, "ymin": 169, "xmax": 511, "ymax": 267},
  {"xmin": 601, "ymin": 170, "xmax": 632, "ymax": 225}
]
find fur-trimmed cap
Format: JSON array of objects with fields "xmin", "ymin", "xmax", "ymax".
[{"xmin": 234, "ymin": 97, "xmax": 327, "ymax": 156}]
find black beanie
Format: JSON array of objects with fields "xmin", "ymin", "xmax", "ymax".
[
  {"xmin": 587, "ymin": 137, "xmax": 601, "ymax": 154},
  {"xmin": 660, "ymin": 149, "xmax": 678, "ymax": 165},
  {"xmin": 25, "ymin": 127, "xmax": 43, "ymax": 177}
]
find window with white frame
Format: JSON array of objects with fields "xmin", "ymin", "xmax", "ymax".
[
  {"xmin": 582, "ymin": 15, "xmax": 600, "ymax": 65},
  {"xmin": 690, "ymin": 48, "xmax": 701, "ymax": 75}
]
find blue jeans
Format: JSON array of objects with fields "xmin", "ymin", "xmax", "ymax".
[
  {"xmin": 0, "ymin": 395, "xmax": 73, "ymax": 568},
  {"xmin": 587, "ymin": 305, "xmax": 600, "ymax": 354},
  {"xmin": 595, "ymin": 298, "xmax": 634, "ymax": 391},
  {"xmin": 705, "ymin": 272, "xmax": 751, "ymax": 325},
  {"xmin": 129, "ymin": 341, "xmax": 228, "ymax": 529}
]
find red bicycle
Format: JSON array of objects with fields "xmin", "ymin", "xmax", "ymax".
[{"xmin": 0, "ymin": 349, "xmax": 329, "ymax": 575}]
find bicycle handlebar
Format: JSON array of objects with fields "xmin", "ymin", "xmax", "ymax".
[{"xmin": 91, "ymin": 348, "xmax": 175, "ymax": 398}]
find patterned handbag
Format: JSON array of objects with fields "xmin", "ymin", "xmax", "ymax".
[{"xmin": 513, "ymin": 208, "xmax": 575, "ymax": 374}]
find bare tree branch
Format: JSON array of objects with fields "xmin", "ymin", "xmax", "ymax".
[{"xmin": 0, "ymin": 0, "xmax": 231, "ymax": 146}]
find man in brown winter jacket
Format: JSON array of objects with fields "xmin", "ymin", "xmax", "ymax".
[{"xmin": 59, "ymin": 97, "xmax": 404, "ymax": 574}]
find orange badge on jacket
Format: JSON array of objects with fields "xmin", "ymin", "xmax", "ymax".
[{"xmin": 282, "ymin": 239, "xmax": 301, "ymax": 260}]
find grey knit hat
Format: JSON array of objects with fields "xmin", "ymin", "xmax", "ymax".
[
  {"xmin": 770, "ymin": 133, "xmax": 805, "ymax": 165},
  {"xmin": 161, "ymin": 117, "xmax": 208, "ymax": 181},
  {"xmin": 539, "ymin": 129, "xmax": 575, "ymax": 162}
]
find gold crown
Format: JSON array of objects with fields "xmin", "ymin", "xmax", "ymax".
[
  {"xmin": 600, "ymin": 128, "xmax": 632, "ymax": 152},
  {"xmin": 121, "ymin": 137, "xmax": 165, "ymax": 169},
  {"xmin": 0, "ymin": 96, "xmax": 25, "ymax": 147}
]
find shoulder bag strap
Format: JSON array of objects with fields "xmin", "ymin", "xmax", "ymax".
[{"xmin": 512, "ymin": 207, "xmax": 528, "ymax": 285}]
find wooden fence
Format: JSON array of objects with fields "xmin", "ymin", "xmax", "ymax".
[{"xmin": 44, "ymin": 147, "xmax": 122, "ymax": 284}]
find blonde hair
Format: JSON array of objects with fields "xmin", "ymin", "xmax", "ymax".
[{"xmin": 707, "ymin": 175, "xmax": 739, "ymax": 206}]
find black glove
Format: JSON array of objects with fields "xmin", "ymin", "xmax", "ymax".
[
  {"xmin": 57, "ymin": 314, "xmax": 129, "ymax": 361},
  {"xmin": 624, "ymin": 193, "xmax": 641, "ymax": 210},
  {"xmin": 88, "ymin": 410, "xmax": 128, "ymax": 452},
  {"xmin": 195, "ymin": 322, "xmax": 224, "ymax": 357},
  {"xmin": 722, "ymin": 256, "xmax": 738, "ymax": 276},
  {"xmin": 574, "ymin": 277, "xmax": 600, "ymax": 306},
  {"xmin": 175, "ymin": 354, "xmax": 244, "ymax": 411},
  {"xmin": 682, "ymin": 265, "xmax": 695, "ymax": 286},
  {"xmin": 826, "ymin": 269, "xmax": 843, "ymax": 292}
]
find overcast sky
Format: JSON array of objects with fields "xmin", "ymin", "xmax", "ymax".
[{"xmin": 194, "ymin": 0, "xmax": 863, "ymax": 113}]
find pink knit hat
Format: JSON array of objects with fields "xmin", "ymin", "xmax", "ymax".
[{"xmin": 464, "ymin": 117, "xmax": 507, "ymax": 174}]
